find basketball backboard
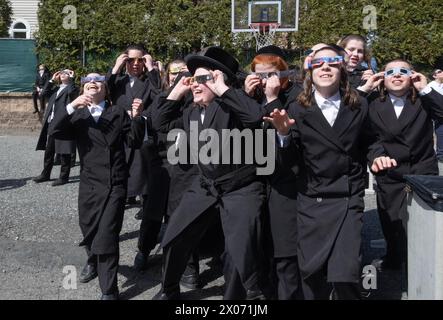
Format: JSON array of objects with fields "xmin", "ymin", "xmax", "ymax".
[{"xmin": 231, "ymin": 0, "xmax": 299, "ymax": 33}]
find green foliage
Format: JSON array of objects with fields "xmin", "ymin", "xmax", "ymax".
[
  {"xmin": 36, "ymin": 0, "xmax": 248, "ymax": 75},
  {"xmin": 36, "ymin": 0, "xmax": 443, "ymax": 74},
  {"xmin": 0, "ymin": 0, "xmax": 12, "ymax": 37},
  {"xmin": 287, "ymin": 0, "xmax": 443, "ymax": 69}
]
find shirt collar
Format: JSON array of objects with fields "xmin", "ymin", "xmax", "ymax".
[
  {"xmin": 314, "ymin": 90, "xmax": 341, "ymax": 109},
  {"xmin": 88, "ymin": 101, "xmax": 106, "ymax": 112},
  {"xmin": 388, "ymin": 93, "xmax": 407, "ymax": 106},
  {"xmin": 59, "ymin": 83, "xmax": 67, "ymax": 89}
]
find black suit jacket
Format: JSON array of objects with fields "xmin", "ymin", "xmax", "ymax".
[
  {"xmin": 282, "ymin": 96, "xmax": 382, "ymax": 197},
  {"xmin": 51, "ymin": 102, "xmax": 145, "ymax": 253},
  {"xmin": 279, "ymin": 95, "xmax": 383, "ymax": 280},
  {"xmin": 152, "ymin": 88, "xmax": 267, "ymax": 246},
  {"xmin": 369, "ymin": 89, "xmax": 443, "ymax": 180},
  {"xmin": 106, "ymin": 70, "xmax": 161, "ymax": 111},
  {"xmin": 34, "ymin": 71, "xmax": 51, "ymax": 96},
  {"xmin": 36, "ymin": 80, "xmax": 79, "ymax": 153}
]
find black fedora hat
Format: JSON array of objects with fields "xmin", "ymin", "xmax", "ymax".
[
  {"xmin": 256, "ymin": 45, "xmax": 287, "ymax": 60},
  {"xmin": 186, "ymin": 47, "xmax": 239, "ymax": 81}
]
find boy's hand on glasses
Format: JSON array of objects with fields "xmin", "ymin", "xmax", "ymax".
[
  {"xmin": 143, "ymin": 54, "xmax": 155, "ymax": 71},
  {"xmin": 410, "ymin": 71, "xmax": 428, "ymax": 92},
  {"xmin": 51, "ymin": 71, "xmax": 61, "ymax": 82},
  {"xmin": 263, "ymin": 75, "xmax": 280, "ymax": 103},
  {"xmin": 205, "ymin": 70, "xmax": 229, "ymax": 97},
  {"xmin": 359, "ymin": 72, "xmax": 384, "ymax": 93},
  {"xmin": 245, "ymin": 74, "xmax": 262, "ymax": 97},
  {"xmin": 167, "ymin": 76, "xmax": 192, "ymax": 101},
  {"xmin": 361, "ymin": 69, "xmax": 375, "ymax": 81},
  {"xmin": 71, "ymin": 94, "xmax": 93, "ymax": 109},
  {"xmin": 113, "ymin": 54, "xmax": 129, "ymax": 73}
]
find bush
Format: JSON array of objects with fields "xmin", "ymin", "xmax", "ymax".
[{"xmin": 0, "ymin": 0, "xmax": 12, "ymax": 37}]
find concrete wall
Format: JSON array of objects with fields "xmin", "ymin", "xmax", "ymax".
[{"xmin": 0, "ymin": 92, "xmax": 42, "ymax": 133}]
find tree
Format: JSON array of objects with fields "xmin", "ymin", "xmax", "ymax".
[
  {"xmin": 0, "ymin": 0, "xmax": 12, "ymax": 37},
  {"xmin": 286, "ymin": 0, "xmax": 443, "ymax": 69},
  {"xmin": 35, "ymin": 0, "xmax": 247, "ymax": 74},
  {"xmin": 35, "ymin": 0, "xmax": 443, "ymax": 73}
]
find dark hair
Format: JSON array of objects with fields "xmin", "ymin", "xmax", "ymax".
[
  {"xmin": 80, "ymin": 74, "xmax": 112, "ymax": 105},
  {"xmin": 124, "ymin": 44, "xmax": 147, "ymax": 55},
  {"xmin": 297, "ymin": 47, "xmax": 361, "ymax": 110},
  {"xmin": 379, "ymin": 59, "xmax": 417, "ymax": 104}
]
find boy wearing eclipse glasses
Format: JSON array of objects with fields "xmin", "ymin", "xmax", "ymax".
[{"xmin": 362, "ymin": 60, "xmax": 443, "ymax": 292}]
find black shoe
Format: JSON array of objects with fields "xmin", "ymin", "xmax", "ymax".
[
  {"xmin": 126, "ymin": 197, "xmax": 137, "ymax": 205},
  {"xmin": 32, "ymin": 175, "xmax": 50, "ymax": 183},
  {"xmin": 152, "ymin": 289, "xmax": 181, "ymax": 300},
  {"xmin": 372, "ymin": 256, "xmax": 402, "ymax": 271},
  {"xmin": 52, "ymin": 179, "xmax": 68, "ymax": 186},
  {"xmin": 134, "ymin": 208, "xmax": 143, "ymax": 220},
  {"xmin": 33, "ymin": 109, "xmax": 39, "ymax": 114},
  {"xmin": 79, "ymin": 264, "xmax": 98, "ymax": 283},
  {"xmin": 180, "ymin": 273, "xmax": 201, "ymax": 290},
  {"xmin": 246, "ymin": 284, "xmax": 266, "ymax": 300},
  {"xmin": 101, "ymin": 292, "xmax": 119, "ymax": 300},
  {"xmin": 133, "ymin": 251, "xmax": 149, "ymax": 271}
]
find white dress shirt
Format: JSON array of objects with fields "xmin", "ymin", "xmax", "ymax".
[
  {"xmin": 200, "ymin": 107, "xmax": 206, "ymax": 123},
  {"xmin": 277, "ymin": 91, "xmax": 342, "ymax": 147},
  {"xmin": 129, "ymin": 76, "xmax": 135, "ymax": 88},
  {"xmin": 389, "ymin": 93, "xmax": 407, "ymax": 118},
  {"xmin": 88, "ymin": 101, "xmax": 106, "ymax": 123},
  {"xmin": 428, "ymin": 80, "xmax": 443, "ymax": 96},
  {"xmin": 314, "ymin": 91, "xmax": 341, "ymax": 127},
  {"xmin": 48, "ymin": 84, "xmax": 68, "ymax": 123},
  {"xmin": 66, "ymin": 100, "xmax": 106, "ymax": 123}
]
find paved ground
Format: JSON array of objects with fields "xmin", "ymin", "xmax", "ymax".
[{"xmin": 0, "ymin": 134, "xmax": 407, "ymax": 300}]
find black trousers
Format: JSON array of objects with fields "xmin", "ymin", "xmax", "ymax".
[
  {"xmin": 85, "ymin": 247, "xmax": 119, "ymax": 295},
  {"xmin": 161, "ymin": 208, "xmax": 218, "ymax": 295},
  {"xmin": 138, "ymin": 217, "xmax": 162, "ymax": 255},
  {"xmin": 32, "ymin": 90, "xmax": 46, "ymax": 113},
  {"xmin": 42, "ymin": 135, "xmax": 71, "ymax": 180},
  {"xmin": 376, "ymin": 184, "xmax": 407, "ymax": 265},
  {"xmin": 301, "ymin": 270, "xmax": 361, "ymax": 300},
  {"xmin": 274, "ymin": 256, "xmax": 301, "ymax": 300}
]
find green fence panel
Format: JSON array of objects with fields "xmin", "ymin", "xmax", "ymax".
[{"xmin": 0, "ymin": 39, "xmax": 38, "ymax": 92}]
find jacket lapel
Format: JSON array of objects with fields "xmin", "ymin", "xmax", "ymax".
[
  {"xmin": 54, "ymin": 86, "xmax": 66, "ymax": 101},
  {"xmin": 131, "ymin": 78, "xmax": 147, "ymax": 100},
  {"xmin": 202, "ymin": 101, "xmax": 219, "ymax": 129},
  {"xmin": 98, "ymin": 102, "xmax": 119, "ymax": 145},
  {"xmin": 332, "ymin": 100, "xmax": 360, "ymax": 139},
  {"xmin": 375, "ymin": 98, "xmax": 403, "ymax": 136},
  {"xmin": 301, "ymin": 103, "xmax": 346, "ymax": 152},
  {"xmin": 398, "ymin": 97, "xmax": 421, "ymax": 131}
]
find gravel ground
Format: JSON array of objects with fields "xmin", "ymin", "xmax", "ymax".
[{"xmin": 0, "ymin": 134, "xmax": 402, "ymax": 300}]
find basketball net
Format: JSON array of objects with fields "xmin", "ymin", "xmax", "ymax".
[{"xmin": 249, "ymin": 23, "xmax": 280, "ymax": 51}]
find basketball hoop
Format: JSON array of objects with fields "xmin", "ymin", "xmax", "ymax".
[{"xmin": 249, "ymin": 22, "xmax": 280, "ymax": 51}]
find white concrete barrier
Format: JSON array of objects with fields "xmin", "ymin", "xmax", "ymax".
[{"xmin": 407, "ymin": 187, "xmax": 443, "ymax": 300}]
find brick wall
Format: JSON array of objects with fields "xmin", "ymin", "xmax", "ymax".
[{"xmin": 0, "ymin": 93, "xmax": 42, "ymax": 134}]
